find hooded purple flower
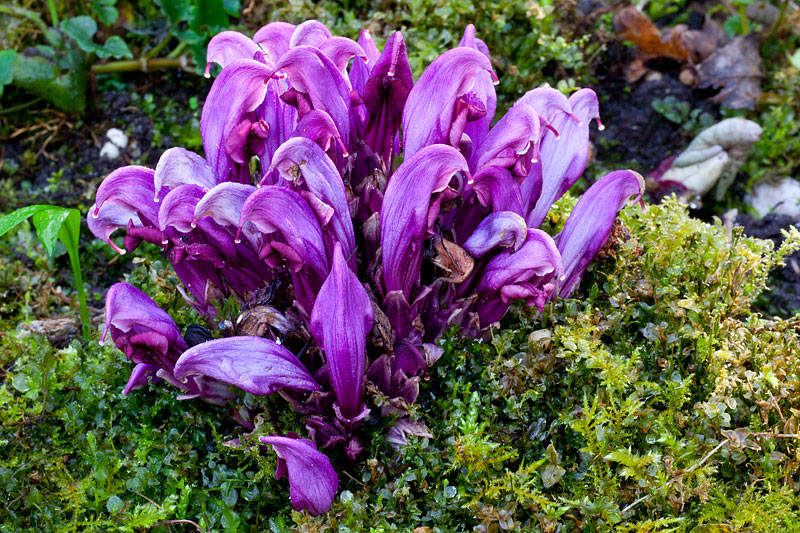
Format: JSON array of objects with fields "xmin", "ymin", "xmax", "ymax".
[
  {"xmin": 260, "ymin": 434, "xmax": 338, "ymax": 515},
  {"xmin": 92, "ymin": 20, "xmax": 646, "ymax": 518}
]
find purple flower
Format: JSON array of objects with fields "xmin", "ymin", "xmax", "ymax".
[
  {"xmin": 259, "ymin": 434, "xmax": 338, "ymax": 515},
  {"xmin": 556, "ymin": 170, "xmax": 645, "ymax": 296},
  {"xmin": 310, "ymin": 243, "xmax": 373, "ymax": 419},
  {"xmin": 173, "ymin": 336, "xmax": 321, "ymax": 396},
  {"xmin": 92, "ymin": 20, "xmax": 646, "ymax": 516}
]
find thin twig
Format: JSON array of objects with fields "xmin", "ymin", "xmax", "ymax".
[
  {"xmin": 0, "ymin": 97, "xmax": 44, "ymax": 115},
  {"xmin": 621, "ymin": 438, "xmax": 730, "ymax": 515},
  {"xmin": 147, "ymin": 519, "xmax": 204, "ymax": 532},
  {"xmin": 135, "ymin": 491, "xmax": 163, "ymax": 509}
]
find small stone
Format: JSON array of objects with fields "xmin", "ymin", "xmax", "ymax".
[
  {"xmin": 100, "ymin": 141, "xmax": 121, "ymax": 160},
  {"xmin": 106, "ymin": 127, "xmax": 129, "ymax": 149},
  {"xmin": 644, "ymin": 70, "xmax": 662, "ymax": 82},
  {"xmin": 746, "ymin": 177, "xmax": 800, "ymax": 218},
  {"xmin": 679, "ymin": 67, "xmax": 697, "ymax": 86}
]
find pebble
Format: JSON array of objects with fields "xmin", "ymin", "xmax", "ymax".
[
  {"xmin": 100, "ymin": 127, "xmax": 129, "ymax": 159},
  {"xmin": 746, "ymin": 177, "xmax": 800, "ymax": 218},
  {"xmin": 99, "ymin": 142, "xmax": 121, "ymax": 159},
  {"xmin": 106, "ymin": 127, "xmax": 129, "ymax": 149}
]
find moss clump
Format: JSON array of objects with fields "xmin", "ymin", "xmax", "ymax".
[{"xmin": 3, "ymin": 198, "xmax": 800, "ymax": 531}]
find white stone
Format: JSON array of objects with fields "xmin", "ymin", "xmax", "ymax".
[
  {"xmin": 100, "ymin": 141, "xmax": 121, "ymax": 160},
  {"xmin": 106, "ymin": 127, "xmax": 129, "ymax": 149},
  {"xmin": 746, "ymin": 178, "xmax": 800, "ymax": 218}
]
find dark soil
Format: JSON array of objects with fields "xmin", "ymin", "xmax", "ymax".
[
  {"xmin": 736, "ymin": 213, "xmax": 800, "ymax": 316},
  {"xmin": 590, "ymin": 42, "xmax": 720, "ymax": 173},
  {"xmin": 1, "ymin": 71, "xmax": 210, "ymax": 211}
]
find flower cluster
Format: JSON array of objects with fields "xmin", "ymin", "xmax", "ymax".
[{"xmin": 90, "ymin": 20, "xmax": 643, "ymax": 515}]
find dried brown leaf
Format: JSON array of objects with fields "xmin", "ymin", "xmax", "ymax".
[
  {"xmin": 698, "ymin": 36, "xmax": 763, "ymax": 109},
  {"xmin": 614, "ymin": 7, "xmax": 689, "ymax": 61},
  {"xmin": 431, "ymin": 237, "xmax": 474, "ymax": 283}
]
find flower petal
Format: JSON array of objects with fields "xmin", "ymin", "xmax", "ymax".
[
  {"xmin": 253, "ymin": 21, "xmax": 295, "ymax": 62},
  {"xmin": 201, "ymin": 59, "xmax": 273, "ymax": 180},
  {"xmin": 259, "ymin": 434, "xmax": 338, "ymax": 516},
  {"xmin": 153, "ymin": 147, "xmax": 217, "ymax": 201},
  {"xmin": 275, "ymin": 46, "xmax": 351, "ymax": 149},
  {"xmin": 93, "ymin": 165, "xmax": 159, "ymax": 225},
  {"xmin": 402, "ymin": 47, "xmax": 494, "ymax": 158},
  {"xmin": 526, "ymin": 88, "xmax": 600, "ymax": 227},
  {"xmin": 267, "ymin": 137, "xmax": 355, "ymax": 259},
  {"xmin": 380, "ymin": 144, "xmax": 470, "ymax": 299},
  {"xmin": 319, "ymin": 36, "xmax": 367, "ymax": 73},
  {"xmin": 362, "ymin": 31, "xmax": 413, "ymax": 166},
  {"xmin": 205, "ymin": 30, "xmax": 262, "ymax": 75},
  {"xmin": 472, "ymin": 101, "xmax": 542, "ymax": 177},
  {"xmin": 158, "ymin": 184, "xmax": 207, "ymax": 232},
  {"xmin": 193, "ymin": 182, "xmax": 257, "ymax": 229},
  {"xmin": 173, "ymin": 336, "xmax": 321, "ymax": 395},
  {"xmin": 459, "ymin": 24, "xmax": 496, "ymax": 158},
  {"xmin": 239, "ymin": 185, "xmax": 328, "ymax": 275},
  {"xmin": 123, "ymin": 363, "xmax": 160, "ymax": 394},
  {"xmin": 557, "ymin": 170, "xmax": 644, "ymax": 296},
  {"xmin": 476, "ymin": 229, "xmax": 563, "ymax": 324},
  {"xmin": 289, "ymin": 20, "xmax": 332, "ymax": 48},
  {"xmin": 463, "ymin": 211, "xmax": 528, "ymax": 258},
  {"xmin": 310, "ymin": 243, "xmax": 373, "ymax": 419}
]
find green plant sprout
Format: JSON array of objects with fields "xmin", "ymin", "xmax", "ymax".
[{"xmin": 0, "ymin": 205, "xmax": 90, "ymax": 339}]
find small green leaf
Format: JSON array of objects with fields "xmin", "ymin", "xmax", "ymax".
[
  {"xmin": 98, "ymin": 36, "xmax": 133, "ymax": 59},
  {"xmin": 545, "ymin": 442, "xmax": 560, "ymax": 465},
  {"xmin": 541, "ymin": 463, "xmax": 565, "ymax": 488},
  {"xmin": 61, "ymin": 17, "xmax": 99, "ymax": 54},
  {"xmin": 11, "ymin": 373, "xmax": 31, "ymax": 393},
  {"xmin": 106, "ymin": 495, "xmax": 123, "ymax": 513},
  {"xmin": 0, "ymin": 50, "xmax": 17, "ymax": 98},
  {"xmin": 222, "ymin": 0, "xmax": 241, "ymax": 17},
  {"xmin": 160, "ymin": 0, "xmax": 195, "ymax": 24},
  {"xmin": 789, "ymin": 50, "xmax": 800, "ymax": 71},
  {"xmin": 93, "ymin": 0, "xmax": 119, "ymax": 26}
]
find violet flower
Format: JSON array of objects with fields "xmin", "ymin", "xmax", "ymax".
[{"xmin": 91, "ymin": 20, "xmax": 645, "ymax": 516}]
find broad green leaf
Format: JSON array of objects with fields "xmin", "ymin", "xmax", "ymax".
[
  {"xmin": 193, "ymin": 0, "xmax": 229, "ymax": 31},
  {"xmin": 32, "ymin": 207, "xmax": 73, "ymax": 255},
  {"xmin": 0, "ymin": 205, "xmax": 53, "ymax": 236},
  {"xmin": 159, "ymin": 0, "xmax": 195, "ymax": 24},
  {"xmin": 222, "ymin": 0, "xmax": 241, "ymax": 17},
  {"xmin": 12, "ymin": 51, "xmax": 88, "ymax": 114},
  {"xmin": 0, "ymin": 50, "xmax": 16, "ymax": 98},
  {"xmin": 98, "ymin": 36, "xmax": 133, "ymax": 59},
  {"xmin": 12, "ymin": 55, "xmax": 58, "ymax": 88}
]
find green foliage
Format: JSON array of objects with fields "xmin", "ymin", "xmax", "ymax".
[
  {"xmin": 0, "ymin": 205, "xmax": 89, "ymax": 338},
  {"xmin": 3, "ymin": 196, "xmax": 800, "ymax": 529},
  {"xmin": 651, "ymin": 95, "xmax": 716, "ymax": 134},
  {"xmin": 262, "ymin": 0, "xmax": 597, "ymax": 114},
  {"xmin": 0, "ymin": 0, "xmax": 240, "ymax": 114}
]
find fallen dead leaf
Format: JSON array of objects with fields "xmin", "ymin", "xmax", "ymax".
[
  {"xmin": 431, "ymin": 237, "xmax": 474, "ymax": 283},
  {"xmin": 698, "ymin": 35, "xmax": 763, "ymax": 109},
  {"xmin": 682, "ymin": 17, "xmax": 728, "ymax": 62},
  {"xmin": 614, "ymin": 7, "xmax": 689, "ymax": 61}
]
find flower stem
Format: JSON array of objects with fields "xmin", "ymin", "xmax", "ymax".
[
  {"xmin": 91, "ymin": 55, "xmax": 192, "ymax": 74},
  {"xmin": 46, "ymin": 0, "xmax": 58, "ymax": 26}
]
